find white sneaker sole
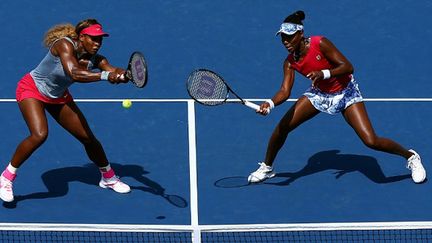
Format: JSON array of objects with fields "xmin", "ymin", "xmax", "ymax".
[
  {"xmin": 248, "ymin": 172, "xmax": 276, "ymax": 183},
  {"xmin": 0, "ymin": 193, "xmax": 14, "ymax": 202},
  {"xmin": 413, "ymin": 171, "xmax": 426, "ymax": 184}
]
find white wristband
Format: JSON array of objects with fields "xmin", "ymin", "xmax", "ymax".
[
  {"xmin": 321, "ymin": 69, "xmax": 331, "ymax": 79},
  {"xmin": 101, "ymin": 71, "xmax": 110, "ymax": 81},
  {"xmin": 266, "ymin": 99, "xmax": 275, "ymax": 109}
]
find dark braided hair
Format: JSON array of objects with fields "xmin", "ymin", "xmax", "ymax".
[{"xmin": 283, "ymin": 10, "xmax": 305, "ymax": 25}]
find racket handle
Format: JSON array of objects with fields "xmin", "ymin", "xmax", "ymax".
[
  {"xmin": 125, "ymin": 70, "xmax": 132, "ymax": 80},
  {"xmin": 244, "ymin": 100, "xmax": 260, "ymax": 111}
]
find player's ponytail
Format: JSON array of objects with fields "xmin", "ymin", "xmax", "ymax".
[{"xmin": 283, "ymin": 10, "xmax": 305, "ymax": 25}]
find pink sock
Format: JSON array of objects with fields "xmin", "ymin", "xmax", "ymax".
[
  {"xmin": 2, "ymin": 168, "xmax": 17, "ymax": 181},
  {"xmin": 101, "ymin": 168, "xmax": 115, "ymax": 179}
]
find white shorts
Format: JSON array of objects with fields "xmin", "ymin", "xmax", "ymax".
[{"xmin": 304, "ymin": 79, "xmax": 363, "ymax": 115}]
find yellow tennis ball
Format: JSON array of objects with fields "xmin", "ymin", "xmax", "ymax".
[{"xmin": 122, "ymin": 99, "xmax": 132, "ymax": 109}]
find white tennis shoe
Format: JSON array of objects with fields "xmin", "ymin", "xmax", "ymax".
[
  {"xmin": 407, "ymin": 149, "xmax": 426, "ymax": 184},
  {"xmin": 248, "ymin": 162, "xmax": 275, "ymax": 183},
  {"xmin": 99, "ymin": 176, "xmax": 131, "ymax": 193},
  {"xmin": 0, "ymin": 175, "xmax": 14, "ymax": 202}
]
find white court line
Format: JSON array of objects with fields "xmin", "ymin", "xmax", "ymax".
[
  {"xmin": 1, "ymin": 221, "xmax": 432, "ymax": 232},
  {"xmin": 2, "ymin": 98, "xmax": 432, "ymax": 103},
  {"xmin": 198, "ymin": 221, "xmax": 432, "ymax": 232},
  {"xmin": 0, "ymin": 223, "xmax": 193, "ymax": 232},
  {"xmin": 187, "ymin": 100, "xmax": 201, "ymax": 243},
  {"xmin": 244, "ymin": 98, "xmax": 432, "ymax": 102}
]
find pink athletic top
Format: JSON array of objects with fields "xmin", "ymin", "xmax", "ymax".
[{"xmin": 288, "ymin": 36, "xmax": 352, "ymax": 93}]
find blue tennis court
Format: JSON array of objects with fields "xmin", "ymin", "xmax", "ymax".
[{"xmin": 1, "ymin": 0, "xmax": 432, "ymax": 242}]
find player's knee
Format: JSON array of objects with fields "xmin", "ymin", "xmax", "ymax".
[
  {"xmin": 30, "ymin": 130, "xmax": 48, "ymax": 144},
  {"xmin": 362, "ymin": 136, "xmax": 379, "ymax": 149},
  {"xmin": 275, "ymin": 123, "xmax": 291, "ymax": 137}
]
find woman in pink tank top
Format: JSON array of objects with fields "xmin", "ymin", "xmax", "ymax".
[
  {"xmin": 248, "ymin": 10, "xmax": 426, "ymax": 185},
  {"xmin": 0, "ymin": 19, "xmax": 132, "ymax": 203}
]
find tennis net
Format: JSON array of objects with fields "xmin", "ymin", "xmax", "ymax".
[
  {"xmin": 0, "ymin": 223, "xmax": 191, "ymax": 243},
  {"xmin": 200, "ymin": 222, "xmax": 432, "ymax": 242},
  {"xmin": 1, "ymin": 221, "xmax": 432, "ymax": 243}
]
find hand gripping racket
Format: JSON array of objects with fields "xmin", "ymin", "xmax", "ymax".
[
  {"xmin": 186, "ymin": 69, "xmax": 260, "ymax": 110},
  {"xmin": 125, "ymin": 51, "xmax": 148, "ymax": 88}
]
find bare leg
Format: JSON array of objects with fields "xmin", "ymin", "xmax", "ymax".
[
  {"xmin": 264, "ymin": 96, "xmax": 320, "ymax": 166},
  {"xmin": 47, "ymin": 101, "xmax": 131, "ymax": 193},
  {"xmin": 46, "ymin": 101, "xmax": 109, "ymax": 167},
  {"xmin": 10, "ymin": 99, "xmax": 49, "ymax": 168},
  {"xmin": 342, "ymin": 102, "xmax": 412, "ymax": 159}
]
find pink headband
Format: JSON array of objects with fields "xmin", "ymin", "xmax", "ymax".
[{"xmin": 80, "ymin": 24, "xmax": 109, "ymax": 37}]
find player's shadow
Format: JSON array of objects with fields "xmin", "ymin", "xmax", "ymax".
[
  {"xmin": 3, "ymin": 163, "xmax": 187, "ymax": 209},
  {"xmin": 269, "ymin": 150, "xmax": 411, "ymax": 186},
  {"xmin": 214, "ymin": 150, "xmax": 411, "ymax": 188}
]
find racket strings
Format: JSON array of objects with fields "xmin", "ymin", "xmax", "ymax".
[
  {"xmin": 187, "ymin": 71, "xmax": 228, "ymax": 106},
  {"xmin": 129, "ymin": 53, "xmax": 147, "ymax": 88}
]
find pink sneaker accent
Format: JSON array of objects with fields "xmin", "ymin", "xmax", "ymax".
[
  {"xmin": 99, "ymin": 176, "xmax": 131, "ymax": 194},
  {"xmin": 2, "ymin": 169, "xmax": 17, "ymax": 181},
  {"xmin": 0, "ymin": 176, "xmax": 14, "ymax": 202}
]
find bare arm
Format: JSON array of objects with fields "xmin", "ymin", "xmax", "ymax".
[
  {"xmin": 51, "ymin": 39, "xmax": 126, "ymax": 83},
  {"xmin": 306, "ymin": 37, "xmax": 354, "ymax": 84},
  {"xmin": 95, "ymin": 55, "xmax": 128, "ymax": 82},
  {"xmin": 272, "ymin": 59, "xmax": 295, "ymax": 105},
  {"xmin": 257, "ymin": 58, "xmax": 295, "ymax": 115}
]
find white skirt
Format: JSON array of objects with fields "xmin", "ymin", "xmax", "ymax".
[{"xmin": 304, "ymin": 78, "xmax": 363, "ymax": 115}]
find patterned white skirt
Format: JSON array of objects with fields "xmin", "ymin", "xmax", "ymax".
[{"xmin": 304, "ymin": 78, "xmax": 363, "ymax": 115}]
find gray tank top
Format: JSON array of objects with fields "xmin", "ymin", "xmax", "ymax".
[{"xmin": 30, "ymin": 37, "xmax": 96, "ymax": 98}]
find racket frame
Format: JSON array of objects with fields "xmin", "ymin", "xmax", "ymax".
[
  {"xmin": 126, "ymin": 51, "xmax": 148, "ymax": 88},
  {"xmin": 187, "ymin": 69, "xmax": 260, "ymax": 110}
]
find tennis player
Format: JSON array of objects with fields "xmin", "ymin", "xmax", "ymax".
[
  {"xmin": 0, "ymin": 19, "xmax": 131, "ymax": 202},
  {"xmin": 248, "ymin": 11, "xmax": 426, "ymax": 184}
]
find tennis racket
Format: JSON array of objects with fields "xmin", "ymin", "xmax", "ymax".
[
  {"xmin": 125, "ymin": 51, "xmax": 148, "ymax": 88},
  {"xmin": 186, "ymin": 69, "xmax": 260, "ymax": 110}
]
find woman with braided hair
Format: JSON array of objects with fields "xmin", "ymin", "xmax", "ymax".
[{"xmin": 249, "ymin": 11, "xmax": 426, "ymax": 184}]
